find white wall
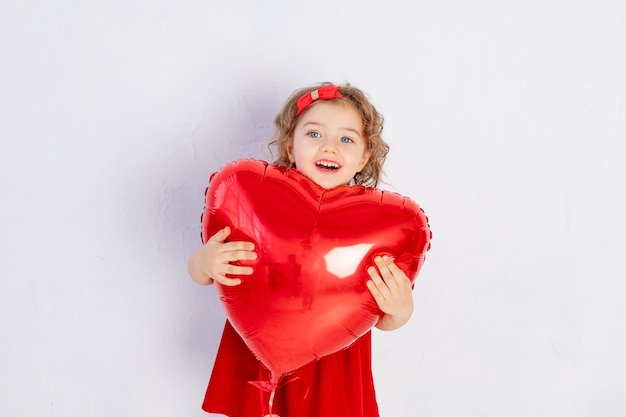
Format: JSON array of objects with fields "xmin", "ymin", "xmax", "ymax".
[{"xmin": 2, "ymin": 1, "xmax": 625, "ymax": 416}]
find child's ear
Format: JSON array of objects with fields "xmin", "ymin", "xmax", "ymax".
[
  {"xmin": 286, "ymin": 139, "xmax": 295, "ymax": 163},
  {"xmin": 359, "ymin": 150, "xmax": 371, "ymax": 171}
]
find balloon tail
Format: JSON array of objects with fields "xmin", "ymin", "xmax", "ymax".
[
  {"xmin": 248, "ymin": 374, "xmax": 306, "ymax": 416},
  {"xmin": 268, "ymin": 386, "xmax": 276, "ymax": 417},
  {"xmin": 248, "ymin": 379, "xmax": 278, "ymax": 417},
  {"xmin": 248, "ymin": 379, "xmax": 277, "ymax": 392}
]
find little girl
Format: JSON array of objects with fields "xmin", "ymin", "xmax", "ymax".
[{"xmin": 188, "ymin": 82, "xmax": 422, "ymax": 417}]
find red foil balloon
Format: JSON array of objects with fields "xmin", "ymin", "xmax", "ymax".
[{"xmin": 201, "ymin": 159, "xmax": 431, "ymax": 385}]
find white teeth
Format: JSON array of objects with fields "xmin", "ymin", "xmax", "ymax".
[{"xmin": 317, "ymin": 161, "xmax": 339, "ymax": 169}]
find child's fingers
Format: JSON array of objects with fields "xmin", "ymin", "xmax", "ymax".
[
  {"xmin": 210, "ymin": 227, "xmax": 256, "ymax": 252},
  {"xmin": 208, "ymin": 226, "xmax": 231, "ymax": 242},
  {"xmin": 373, "ymin": 256, "xmax": 397, "ymax": 288},
  {"xmin": 224, "ymin": 263, "xmax": 254, "ymax": 276},
  {"xmin": 213, "ymin": 252, "xmax": 255, "ymax": 286},
  {"xmin": 213, "ymin": 274, "xmax": 242, "ymax": 286},
  {"xmin": 367, "ymin": 257, "xmax": 414, "ymax": 317},
  {"xmin": 222, "ymin": 241, "xmax": 257, "ymax": 257},
  {"xmin": 214, "ymin": 260, "xmax": 255, "ymax": 285},
  {"xmin": 366, "ymin": 278, "xmax": 384, "ymax": 303},
  {"xmin": 227, "ymin": 249, "xmax": 258, "ymax": 263},
  {"xmin": 376, "ymin": 256, "xmax": 411, "ymax": 288},
  {"xmin": 385, "ymin": 258, "xmax": 406, "ymax": 276},
  {"xmin": 367, "ymin": 265, "xmax": 390, "ymax": 300}
]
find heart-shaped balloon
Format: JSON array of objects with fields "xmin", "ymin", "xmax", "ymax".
[{"xmin": 201, "ymin": 159, "xmax": 431, "ymax": 385}]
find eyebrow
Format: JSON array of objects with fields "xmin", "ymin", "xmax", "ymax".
[{"xmin": 301, "ymin": 121, "xmax": 362, "ymax": 137}]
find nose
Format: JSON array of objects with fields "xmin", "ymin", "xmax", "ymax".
[{"xmin": 319, "ymin": 137, "xmax": 338, "ymax": 153}]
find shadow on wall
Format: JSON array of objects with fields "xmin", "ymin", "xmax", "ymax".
[{"xmin": 153, "ymin": 79, "xmax": 286, "ymax": 363}]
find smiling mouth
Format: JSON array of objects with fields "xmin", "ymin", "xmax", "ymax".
[{"xmin": 316, "ymin": 160, "xmax": 340, "ymax": 171}]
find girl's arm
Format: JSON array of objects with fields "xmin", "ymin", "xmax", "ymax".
[
  {"xmin": 187, "ymin": 226, "xmax": 257, "ymax": 286},
  {"xmin": 366, "ymin": 256, "xmax": 414, "ymax": 331}
]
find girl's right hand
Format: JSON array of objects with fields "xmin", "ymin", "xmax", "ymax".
[{"xmin": 187, "ymin": 226, "xmax": 257, "ymax": 286}]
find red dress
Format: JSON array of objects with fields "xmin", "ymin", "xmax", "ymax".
[{"xmin": 202, "ymin": 320, "xmax": 379, "ymax": 417}]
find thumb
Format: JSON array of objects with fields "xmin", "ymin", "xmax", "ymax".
[{"xmin": 209, "ymin": 226, "xmax": 231, "ymax": 243}]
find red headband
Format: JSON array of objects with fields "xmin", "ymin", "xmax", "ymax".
[{"xmin": 295, "ymin": 84, "xmax": 343, "ymax": 116}]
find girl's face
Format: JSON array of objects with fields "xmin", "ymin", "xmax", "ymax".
[{"xmin": 287, "ymin": 101, "xmax": 371, "ymax": 190}]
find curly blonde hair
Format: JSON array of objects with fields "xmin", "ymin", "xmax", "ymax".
[{"xmin": 268, "ymin": 82, "xmax": 389, "ymax": 187}]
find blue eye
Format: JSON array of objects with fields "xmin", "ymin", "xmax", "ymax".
[
  {"xmin": 340, "ymin": 136, "xmax": 353, "ymax": 143},
  {"xmin": 308, "ymin": 131, "xmax": 321, "ymax": 138}
]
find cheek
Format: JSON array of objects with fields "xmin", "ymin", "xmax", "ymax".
[{"xmin": 289, "ymin": 138, "xmax": 309, "ymax": 160}]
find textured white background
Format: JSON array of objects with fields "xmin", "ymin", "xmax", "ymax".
[{"xmin": 1, "ymin": 1, "xmax": 625, "ymax": 416}]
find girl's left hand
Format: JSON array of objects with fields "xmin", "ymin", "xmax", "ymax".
[{"xmin": 366, "ymin": 256, "xmax": 414, "ymax": 330}]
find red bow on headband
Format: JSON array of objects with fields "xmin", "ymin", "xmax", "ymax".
[{"xmin": 295, "ymin": 85, "xmax": 343, "ymax": 116}]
